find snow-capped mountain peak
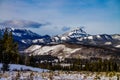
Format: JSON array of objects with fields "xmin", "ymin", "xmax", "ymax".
[
  {"xmin": 0, "ymin": 28, "xmax": 51, "ymax": 50},
  {"xmin": 71, "ymin": 27, "xmax": 87, "ymax": 34},
  {"xmin": 51, "ymin": 27, "xmax": 89, "ymax": 42},
  {"xmin": 62, "ymin": 27, "xmax": 88, "ymax": 38},
  {"xmin": 0, "ymin": 28, "xmax": 41, "ymax": 38}
]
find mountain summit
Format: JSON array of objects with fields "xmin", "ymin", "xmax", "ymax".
[
  {"xmin": 52, "ymin": 27, "xmax": 89, "ymax": 43},
  {"xmin": 0, "ymin": 28, "xmax": 51, "ymax": 51},
  {"xmin": 62, "ymin": 27, "xmax": 88, "ymax": 38}
]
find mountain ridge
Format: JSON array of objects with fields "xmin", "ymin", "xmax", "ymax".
[
  {"xmin": 0, "ymin": 28, "xmax": 51, "ymax": 50},
  {"xmin": 23, "ymin": 27, "xmax": 120, "ymax": 59},
  {"xmin": 25, "ymin": 43, "xmax": 120, "ymax": 59},
  {"xmin": 0, "ymin": 27, "xmax": 120, "ymax": 51},
  {"xmin": 0, "ymin": 27, "xmax": 120, "ymax": 59}
]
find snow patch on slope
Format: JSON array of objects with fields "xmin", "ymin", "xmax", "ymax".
[
  {"xmin": 25, "ymin": 44, "xmax": 82, "ymax": 57},
  {"xmin": 112, "ymin": 34, "xmax": 120, "ymax": 40},
  {"xmin": 104, "ymin": 42, "xmax": 112, "ymax": 45},
  {"xmin": 115, "ymin": 45, "xmax": 120, "ymax": 48},
  {"xmin": 88, "ymin": 36, "xmax": 93, "ymax": 40},
  {"xmin": 25, "ymin": 45, "xmax": 41, "ymax": 53},
  {"xmin": 32, "ymin": 39, "xmax": 44, "ymax": 43}
]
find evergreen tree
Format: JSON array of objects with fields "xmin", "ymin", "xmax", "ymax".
[
  {"xmin": 2, "ymin": 29, "xmax": 19, "ymax": 64},
  {"xmin": 0, "ymin": 35, "xmax": 2, "ymax": 62},
  {"xmin": 8, "ymin": 31, "xmax": 19, "ymax": 63},
  {"xmin": 1, "ymin": 28, "xmax": 19, "ymax": 72},
  {"xmin": 2, "ymin": 28, "xmax": 9, "ymax": 63},
  {"xmin": 29, "ymin": 55, "xmax": 35, "ymax": 66}
]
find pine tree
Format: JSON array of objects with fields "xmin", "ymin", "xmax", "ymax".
[
  {"xmin": 1, "ymin": 28, "xmax": 10, "ymax": 72},
  {"xmin": 8, "ymin": 31, "xmax": 19, "ymax": 63},
  {"xmin": 0, "ymin": 35, "xmax": 2, "ymax": 62},
  {"xmin": 2, "ymin": 28, "xmax": 9, "ymax": 63},
  {"xmin": 29, "ymin": 55, "xmax": 35, "ymax": 66},
  {"xmin": 1, "ymin": 28, "xmax": 19, "ymax": 72},
  {"xmin": 2, "ymin": 29, "xmax": 19, "ymax": 63}
]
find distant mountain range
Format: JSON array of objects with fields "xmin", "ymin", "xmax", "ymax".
[
  {"xmin": 0, "ymin": 27, "xmax": 120, "ymax": 50},
  {"xmin": 0, "ymin": 20, "xmax": 120, "ymax": 59},
  {"xmin": 23, "ymin": 27, "xmax": 120, "ymax": 59}
]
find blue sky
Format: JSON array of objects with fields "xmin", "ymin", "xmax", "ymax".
[{"xmin": 0, "ymin": 0, "xmax": 120, "ymax": 36}]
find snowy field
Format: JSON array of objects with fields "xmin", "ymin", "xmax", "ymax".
[
  {"xmin": 0, "ymin": 63, "xmax": 47, "ymax": 72},
  {"xmin": 0, "ymin": 64, "xmax": 120, "ymax": 80}
]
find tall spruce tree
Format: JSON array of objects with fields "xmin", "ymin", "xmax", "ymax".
[
  {"xmin": 2, "ymin": 28, "xmax": 19, "ymax": 63},
  {"xmin": 0, "ymin": 33, "xmax": 2, "ymax": 62},
  {"xmin": 1, "ymin": 28, "xmax": 19, "ymax": 72}
]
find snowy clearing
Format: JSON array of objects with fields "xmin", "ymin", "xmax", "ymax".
[
  {"xmin": 0, "ymin": 63, "xmax": 47, "ymax": 72},
  {"xmin": 0, "ymin": 64, "xmax": 120, "ymax": 80}
]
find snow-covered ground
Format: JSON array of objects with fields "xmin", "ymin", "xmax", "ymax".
[
  {"xmin": 0, "ymin": 64, "xmax": 120, "ymax": 80},
  {"xmin": 0, "ymin": 63, "xmax": 47, "ymax": 72}
]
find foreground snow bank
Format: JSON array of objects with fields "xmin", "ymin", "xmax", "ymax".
[
  {"xmin": 0, "ymin": 63, "xmax": 48, "ymax": 72},
  {"xmin": 0, "ymin": 63, "xmax": 120, "ymax": 80}
]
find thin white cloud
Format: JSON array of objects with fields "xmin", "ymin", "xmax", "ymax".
[{"xmin": 0, "ymin": 20, "xmax": 49, "ymax": 28}]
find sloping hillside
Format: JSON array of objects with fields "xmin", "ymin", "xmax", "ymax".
[{"xmin": 25, "ymin": 43, "xmax": 120, "ymax": 59}]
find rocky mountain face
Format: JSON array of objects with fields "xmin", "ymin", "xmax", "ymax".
[
  {"xmin": 51, "ymin": 27, "xmax": 120, "ymax": 48},
  {"xmin": 24, "ymin": 27, "xmax": 120, "ymax": 59},
  {"xmin": 0, "ymin": 28, "xmax": 51, "ymax": 51},
  {"xmin": 0, "ymin": 26, "xmax": 120, "ymax": 59},
  {"xmin": 51, "ymin": 27, "xmax": 89, "ymax": 43}
]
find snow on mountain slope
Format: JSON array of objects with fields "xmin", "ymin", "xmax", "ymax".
[
  {"xmin": 0, "ymin": 28, "xmax": 51, "ymax": 50},
  {"xmin": 115, "ymin": 45, "xmax": 120, "ymax": 48},
  {"xmin": 0, "ymin": 20, "xmax": 51, "ymax": 47},
  {"xmin": 23, "ymin": 27, "xmax": 120, "ymax": 57},
  {"xmin": 24, "ymin": 43, "xmax": 120, "ymax": 59},
  {"xmin": 62, "ymin": 27, "xmax": 88, "ymax": 38},
  {"xmin": 25, "ymin": 45, "xmax": 42, "ymax": 52},
  {"xmin": 52, "ymin": 27, "xmax": 89, "ymax": 42},
  {"xmin": 0, "ymin": 26, "xmax": 119, "ymax": 51},
  {"xmin": 51, "ymin": 27, "xmax": 116, "ymax": 47},
  {"xmin": 112, "ymin": 34, "xmax": 120, "ymax": 40},
  {"xmin": 25, "ymin": 44, "xmax": 82, "ymax": 58},
  {"xmin": 0, "ymin": 28, "xmax": 44, "ymax": 40}
]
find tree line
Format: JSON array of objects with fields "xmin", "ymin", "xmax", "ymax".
[{"xmin": 27, "ymin": 55, "xmax": 120, "ymax": 72}]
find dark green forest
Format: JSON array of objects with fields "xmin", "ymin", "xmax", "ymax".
[{"xmin": 28, "ymin": 56, "xmax": 120, "ymax": 72}]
